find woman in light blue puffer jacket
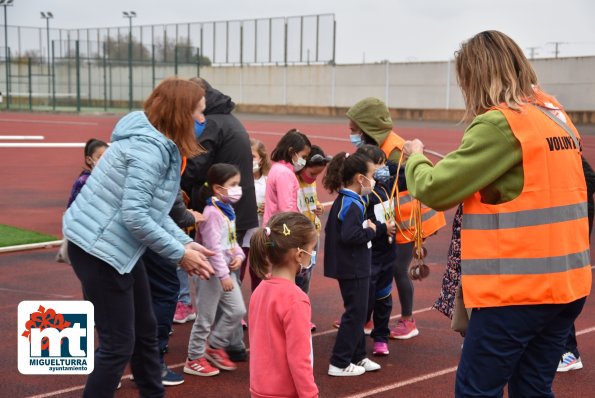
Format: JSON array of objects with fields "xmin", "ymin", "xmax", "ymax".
[{"xmin": 64, "ymin": 77, "xmax": 214, "ymax": 398}]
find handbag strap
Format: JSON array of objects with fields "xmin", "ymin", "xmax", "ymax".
[{"xmin": 534, "ymin": 104, "xmax": 581, "ymax": 151}]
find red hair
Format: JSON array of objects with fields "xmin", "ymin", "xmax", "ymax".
[{"xmin": 144, "ymin": 77, "xmax": 205, "ymax": 158}]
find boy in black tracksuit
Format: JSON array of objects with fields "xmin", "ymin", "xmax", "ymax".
[{"xmin": 365, "ymin": 169, "xmax": 397, "ymax": 354}]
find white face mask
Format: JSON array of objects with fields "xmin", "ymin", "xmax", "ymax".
[
  {"xmin": 222, "ymin": 186, "xmax": 243, "ymax": 203},
  {"xmin": 360, "ymin": 176, "xmax": 375, "ymax": 196},
  {"xmin": 293, "ymin": 155, "xmax": 307, "ymax": 172},
  {"xmin": 298, "ymin": 248, "xmax": 316, "ymax": 271},
  {"xmin": 253, "ymin": 160, "xmax": 260, "ymax": 173}
]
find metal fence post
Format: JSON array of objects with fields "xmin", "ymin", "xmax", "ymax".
[
  {"xmin": 196, "ymin": 47, "xmax": 200, "ymax": 76},
  {"xmin": 174, "ymin": 45, "xmax": 178, "ymax": 75},
  {"xmin": 51, "ymin": 40, "xmax": 56, "ymax": 110},
  {"xmin": 103, "ymin": 42, "xmax": 107, "ymax": 111},
  {"xmin": 75, "ymin": 40, "xmax": 81, "ymax": 112},
  {"xmin": 27, "ymin": 57, "xmax": 32, "ymax": 110},
  {"xmin": 151, "ymin": 44, "xmax": 155, "ymax": 88}
]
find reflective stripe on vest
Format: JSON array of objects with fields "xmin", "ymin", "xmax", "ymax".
[{"xmin": 461, "ymin": 103, "xmax": 591, "ymax": 308}]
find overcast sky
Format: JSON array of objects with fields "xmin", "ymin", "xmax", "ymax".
[{"xmin": 6, "ymin": 0, "xmax": 595, "ymax": 63}]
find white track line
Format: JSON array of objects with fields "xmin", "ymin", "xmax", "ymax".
[
  {"xmin": 0, "ymin": 287, "xmax": 74, "ymax": 299},
  {"xmin": 0, "ymin": 240, "xmax": 62, "ymax": 253},
  {"xmin": 0, "ymin": 135, "xmax": 44, "ymax": 140},
  {"xmin": 25, "ymin": 316, "xmax": 595, "ymax": 398},
  {"xmin": 0, "ymin": 118, "xmax": 98, "ymax": 126},
  {"xmin": 0, "ymin": 143, "xmax": 85, "ymax": 148},
  {"xmin": 345, "ymin": 366, "xmax": 459, "ymax": 398}
]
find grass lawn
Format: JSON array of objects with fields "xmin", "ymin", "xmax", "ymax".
[{"xmin": 0, "ymin": 224, "xmax": 59, "ymax": 247}]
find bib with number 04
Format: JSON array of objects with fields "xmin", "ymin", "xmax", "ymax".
[
  {"xmin": 298, "ymin": 186, "xmax": 318, "ymax": 213},
  {"xmin": 373, "ymin": 199, "xmax": 394, "ymax": 225}
]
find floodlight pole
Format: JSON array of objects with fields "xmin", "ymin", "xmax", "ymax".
[
  {"xmin": 41, "ymin": 12, "xmax": 53, "ymax": 100},
  {"xmin": 123, "ymin": 11, "xmax": 136, "ymax": 110}
]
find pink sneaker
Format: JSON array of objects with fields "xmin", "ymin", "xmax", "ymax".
[
  {"xmin": 372, "ymin": 341, "xmax": 389, "ymax": 356},
  {"xmin": 390, "ymin": 318, "xmax": 419, "ymax": 340},
  {"xmin": 364, "ymin": 320, "xmax": 373, "ymax": 335},
  {"xmin": 183, "ymin": 357, "xmax": 220, "ymax": 376},
  {"xmin": 205, "ymin": 347, "xmax": 237, "ymax": 371},
  {"xmin": 173, "ymin": 302, "xmax": 196, "ymax": 324}
]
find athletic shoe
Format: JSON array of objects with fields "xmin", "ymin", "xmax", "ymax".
[
  {"xmin": 328, "ymin": 363, "xmax": 366, "ymax": 377},
  {"xmin": 206, "ymin": 347, "xmax": 237, "ymax": 371},
  {"xmin": 183, "ymin": 357, "xmax": 220, "ymax": 376},
  {"xmin": 241, "ymin": 319, "xmax": 248, "ymax": 329},
  {"xmin": 117, "ymin": 381, "xmax": 122, "ymax": 389},
  {"xmin": 372, "ymin": 341, "xmax": 389, "ymax": 356},
  {"xmin": 226, "ymin": 348, "xmax": 248, "ymax": 362},
  {"xmin": 161, "ymin": 363, "xmax": 184, "ymax": 386},
  {"xmin": 390, "ymin": 319, "xmax": 419, "ymax": 340},
  {"xmin": 364, "ymin": 320, "xmax": 373, "ymax": 335},
  {"xmin": 357, "ymin": 358, "xmax": 381, "ymax": 372},
  {"xmin": 311, "ymin": 322, "xmax": 317, "ymax": 331},
  {"xmin": 332, "ymin": 319, "xmax": 341, "ymax": 329},
  {"xmin": 557, "ymin": 352, "xmax": 583, "ymax": 372},
  {"xmin": 173, "ymin": 302, "xmax": 196, "ymax": 324}
]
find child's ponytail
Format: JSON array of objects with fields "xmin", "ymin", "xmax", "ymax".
[
  {"xmin": 249, "ymin": 227, "xmax": 271, "ymax": 279},
  {"xmin": 323, "ymin": 152, "xmax": 348, "ymax": 193}
]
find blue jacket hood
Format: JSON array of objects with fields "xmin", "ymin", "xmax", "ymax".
[{"xmin": 112, "ymin": 111, "xmax": 179, "ymax": 157}]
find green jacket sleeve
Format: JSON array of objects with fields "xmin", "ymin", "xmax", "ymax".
[{"xmin": 405, "ymin": 111, "xmax": 523, "ymax": 211}]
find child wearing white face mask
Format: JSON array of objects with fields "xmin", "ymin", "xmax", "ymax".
[
  {"xmin": 184, "ymin": 163, "xmax": 247, "ymax": 377},
  {"xmin": 257, "ymin": 129, "xmax": 312, "ymax": 290}
]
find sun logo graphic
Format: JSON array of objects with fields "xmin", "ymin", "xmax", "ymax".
[{"xmin": 18, "ymin": 301, "xmax": 94, "ymax": 374}]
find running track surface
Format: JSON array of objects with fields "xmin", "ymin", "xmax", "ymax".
[{"xmin": 1, "ymin": 111, "xmax": 594, "ymax": 398}]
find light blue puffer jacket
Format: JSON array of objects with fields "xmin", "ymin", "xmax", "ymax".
[{"xmin": 63, "ymin": 111, "xmax": 192, "ymax": 274}]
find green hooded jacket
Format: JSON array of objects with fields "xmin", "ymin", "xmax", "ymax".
[{"xmin": 346, "ymin": 97, "xmax": 402, "ymax": 161}]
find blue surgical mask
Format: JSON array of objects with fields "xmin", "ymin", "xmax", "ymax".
[
  {"xmin": 350, "ymin": 133, "xmax": 364, "ymax": 148},
  {"xmin": 194, "ymin": 120, "xmax": 206, "ymax": 138},
  {"xmin": 373, "ymin": 165, "xmax": 390, "ymax": 182}
]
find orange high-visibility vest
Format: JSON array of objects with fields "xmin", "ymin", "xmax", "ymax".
[
  {"xmin": 461, "ymin": 104, "xmax": 592, "ymax": 308},
  {"xmin": 381, "ymin": 131, "xmax": 446, "ymax": 243}
]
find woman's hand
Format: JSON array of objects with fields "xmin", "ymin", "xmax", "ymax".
[
  {"xmin": 190, "ymin": 210, "xmax": 205, "ymax": 224},
  {"xmin": 403, "ymin": 139, "xmax": 425, "ymax": 157},
  {"xmin": 180, "ymin": 242, "xmax": 215, "ymax": 279}
]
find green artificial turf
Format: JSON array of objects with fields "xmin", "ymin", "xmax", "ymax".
[{"xmin": 0, "ymin": 224, "xmax": 58, "ymax": 247}]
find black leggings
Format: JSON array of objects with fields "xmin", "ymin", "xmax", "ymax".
[
  {"xmin": 68, "ymin": 242, "xmax": 164, "ymax": 398},
  {"xmin": 393, "ymin": 242, "xmax": 414, "ymax": 317}
]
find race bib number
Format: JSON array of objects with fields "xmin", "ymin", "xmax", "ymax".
[
  {"xmin": 298, "ymin": 186, "xmax": 318, "ymax": 213},
  {"xmin": 373, "ymin": 199, "xmax": 394, "ymax": 225}
]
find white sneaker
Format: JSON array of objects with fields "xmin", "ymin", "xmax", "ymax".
[
  {"xmin": 328, "ymin": 363, "xmax": 366, "ymax": 377},
  {"xmin": 357, "ymin": 358, "xmax": 381, "ymax": 372},
  {"xmin": 557, "ymin": 352, "xmax": 583, "ymax": 372}
]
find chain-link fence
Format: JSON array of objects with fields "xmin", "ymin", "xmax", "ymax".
[{"xmin": 0, "ymin": 14, "xmax": 336, "ymax": 111}]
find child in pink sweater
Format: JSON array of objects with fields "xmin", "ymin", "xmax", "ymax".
[
  {"xmin": 184, "ymin": 164, "xmax": 246, "ymax": 377},
  {"xmin": 249, "ymin": 212, "xmax": 319, "ymax": 398}
]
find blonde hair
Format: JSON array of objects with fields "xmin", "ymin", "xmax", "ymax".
[
  {"xmin": 455, "ymin": 30, "xmax": 538, "ymax": 119},
  {"xmin": 250, "ymin": 138, "xmax": 271, "ymax": 176}
]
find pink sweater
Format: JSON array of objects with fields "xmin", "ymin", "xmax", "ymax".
[
  {"xmin": 249, "ymin": 277, "xmax": 318, "ymax": 398},
  {"xmin": 263, "ymin": 161, "xmax": 299, "ymax": 226},
  {"xmin": 196, "ymin": 204, "xmax": 245, "ymax": 280}
]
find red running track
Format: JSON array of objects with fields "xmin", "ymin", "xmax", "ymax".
[{"xmin": 1, "ymin": 111, "xmax": 594, "ymax": 397}]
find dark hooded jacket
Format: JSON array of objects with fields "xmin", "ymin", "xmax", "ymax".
[{"xmin": 181, "ymin": 84, "xmax": 258, "ymax": 233}]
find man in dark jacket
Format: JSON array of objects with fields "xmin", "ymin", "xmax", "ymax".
[{"xmin": 181, "ymin": 78, "xmax": 257, "ymax": 361}]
